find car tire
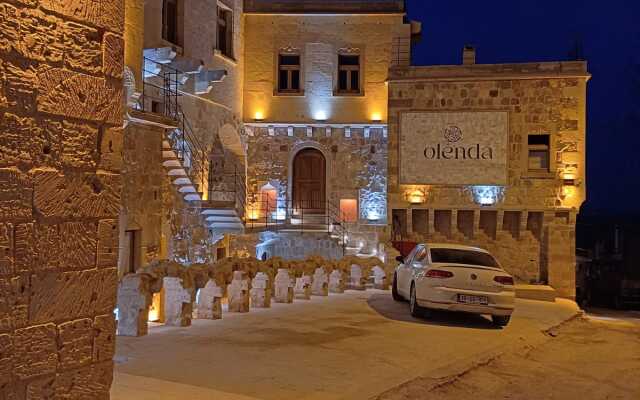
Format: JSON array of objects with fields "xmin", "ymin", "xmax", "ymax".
[
  {"xmin": 491, "ymin": 315, "xmax": 511, "ymax": 327},
  {"xmin": 392, "ymin": 273, "xmax": 403, "ymax": 302},
  {"xmin": 409, "ymin": 283, "xmax": 424, "ymax": 318}
]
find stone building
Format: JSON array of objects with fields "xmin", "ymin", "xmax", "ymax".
[{"xmin": 387, "ymin": 51, "xmax": 589, "ymax": 297}]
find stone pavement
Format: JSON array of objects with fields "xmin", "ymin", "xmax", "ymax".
[{"xmin": 112, "ymin": 290, "xmax": 579, "ymax": 400}]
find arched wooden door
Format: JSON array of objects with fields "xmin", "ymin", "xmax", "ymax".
[{"xmin": 292, "ymin": 148, "xmax": 326, "ymax": 214}]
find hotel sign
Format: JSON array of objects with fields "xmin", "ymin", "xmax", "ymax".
[{"xmin": 399, "ymin": 111, "xmax": 509, "ymax": 185}]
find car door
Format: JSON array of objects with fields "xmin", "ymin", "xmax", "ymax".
[
  {"xmin": 409, "ymin": 246, "xmax": 429, "ymax": 285},
  {"xmin": 398, "ymin": 245, "xmax": 423, "ymax": 296}
]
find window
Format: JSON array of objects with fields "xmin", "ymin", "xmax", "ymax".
[
  {"xmin": 278, "ymin": 53, "xmax": 301, "ymax": 93},
  {"xmin": 162, "ymin": 0, "xmax": 179, "ymax": 45},
  {"xmin": 528, "ymin": 134, "xmax": 551, "ymax": 172},
  {"xmin": 430, "ymin": 248, "xmax": 500, "ymax": 268},
  {"xmin": 337, "ymin": 54, "xmax": 361, "ymax": 94},
  {"xmin": 413, "ymin": 246, "xmax": 429, "ymax": 265},
  {"xmin": 217, "ymin": 5, "xmax": 233, "ymax": 58}
]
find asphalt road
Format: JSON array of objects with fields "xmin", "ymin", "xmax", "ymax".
[{"xmin": 112, "ymin": 290, "xmax": 579, "ymax": 400}]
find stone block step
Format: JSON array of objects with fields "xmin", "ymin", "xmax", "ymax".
[
  {"xmin": 515, "ymin": 284, "xmax": 557, "ymax": 302},
  {"xmin": 201, "ymin": 208, "xmax": 237, "ymax": 216},
  {"xmin": 184, "ymin": 193, "xmax": 202, "ymax": 202},
  {"xmin": 208, "ymin": 222, "xmax": 244, "ymax": 229},
  {"xmin": 163, "ymin": 159, "xmax": 182, "ymax": 168},
  {"xmin": 178, "ymin": 185, "xmax": 197, "ymax": 194},
  {"xmin": 206, "ymin": 215, "xmax": 242, "ymax": 223},
  {"xmin": 168, "ymin": 168, "xmax": 187, "ymax": 177}
]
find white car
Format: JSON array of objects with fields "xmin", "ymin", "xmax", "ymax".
[{"xmin": 392, "ymin": 243, "xmax": 516, "ymax": 326}]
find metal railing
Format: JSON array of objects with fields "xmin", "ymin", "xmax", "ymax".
[
  {"xmin": 245, "ymin": 196, "xmax": 348, "ymax": 254},
  {"xmin": 141, "ymin": 57, "xmax": 209, "ymax": 198}
]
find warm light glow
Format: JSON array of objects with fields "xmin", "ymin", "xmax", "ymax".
[
  {"xmin": 340, "ymin": 199, "xmax": 358, "ymax": 223},
  {"xmin": 254, "ymin": 111, "xmax": 264, "ymax": 120},
  {"xmin": 563, "ymin": 172, "xmax": 577, "ymax": 180},
  {"xmin": 371, "ymin": 112, "xmax": 382, "ymax": 122},
  {"xmin": 407, "ymin": 189, "xmax": 426, "ymax": 204},
  {"xmin": 148, "ymin": 292, "xmax": 162, "ymax": 322},
  {"xmin": 563, "ymin": 185, "xmax": 577, "ymax": 199},
  {"xmin": 314, "ymin": 110, "xmax": 328, "ymax": 121},
  {"xmin": 248, "ymin": 207, "xmax": 260, "ymax": 221}
]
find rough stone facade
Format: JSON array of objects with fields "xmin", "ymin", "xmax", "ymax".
[
  {"xmin": 387, "ymin": 61, "xmax": 589, "ymax": 297},
  {"xmin": 0, "ymin": 0, "xmax": 123, "ymax": 397}
]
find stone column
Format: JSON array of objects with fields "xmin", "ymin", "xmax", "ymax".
[
  {"xmin": 227, "ymin": 271, "xmax": 250, "ymax": 313},
  {"xmin": 250, "ymin": 272, "xmax": 271, "ymax": 308},
  {"xmin": 195, "ymin": 280, "xmax": 223, "ymax": 320},
  {"xmin": 117, "ymin": 275, "xmax": 152, "ymax": 337},
  {"xmin": 329, "ymin": 270, "xmax": 345, "ymax": 293},
  {"xmin": 349, "ymin": 264, "xmax": 365, "ymax": 290},
  {"xmin": 0, "ymin": 1, "xmax": 124, "ymax": 396},
  {"xmin": 311, "ymin": 268, "xmax": 329, "ymax": 296},
  {"xmin": 274, "ymin": 269, "xmax": 294, "ymax": 303},
  {"xmin": 294, "ymin": 275, "xmax": 312, "ymax": 300},
  {"xmin": 163, "ymin": 277, "xmax": 195, "ymax": 327}
]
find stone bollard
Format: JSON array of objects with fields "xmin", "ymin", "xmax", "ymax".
[
  {"xmin": 195, "ymin": 280, "xmax": 223, "ymax": 320},
  {"xmin": 250, "ymin": 272, "xmax": 271, "ymax": 308},
  {"xmin": 228, "ymin": 271, "xmax": 250, "ymax": 313},
  {"xmin": 163, "ymin": 277, "xmax": 196, "ymax": 327},
  {"xmin": 372, "ymin": 266, "xmax": 389, "ymax": 290},
  {"xmin": 311, "ymin": 267, "xmax": 329, "ymax": 296},
  {"xmin": 329, "ymin": 269, "xmax": 345, "ymax": 293},
  {"xmin": 116, "ymin": 275, "xmax": 152, "ymax": 337},
  {"xmin": 294, "ymin": 275, "xmax": 312, "ymax": 300},
  {"xmin": 274, "ymin": 268, "xmax": 294, "ymax": 303},
  {"xmin": 349, "ymin": 264, "xmax": 366, "ymax": 290}
]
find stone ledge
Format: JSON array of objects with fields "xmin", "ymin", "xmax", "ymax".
[{"xmin": 515, "ymin": 284, "xmax": 557, "ymax": 303}]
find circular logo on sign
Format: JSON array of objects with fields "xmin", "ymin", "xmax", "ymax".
[
  {"xmin": 470, "ymin": 273, "xmax": 478, "ymax": 280},
  {"xmin": 444, "ymin": 126, "xmax": 463, "ymax": 143}
]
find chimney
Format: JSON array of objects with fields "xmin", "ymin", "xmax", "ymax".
[{"xmin": 463, "ymin": 45, "xmax": 476, "ymax": 65}]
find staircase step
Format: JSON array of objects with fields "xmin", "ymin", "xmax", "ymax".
[
  {"xmin": 178, "ymin": 185, "xmax": 197, "ymax": 194},
  {"xmin": 184, "ymin": 193, "xmax": 202, "ymax": 202},
  {"xmin": 162, "ymin": 140, "xmax": 172, "ymax": 150},
  {"xmin": 162, "ymin": 150, "xmax": 178, "ymax": 159},
  {"xmin": 173, "ymin": 177, "xmax": 191, "ymax": 185},
  {"xmin": 205, "ymin": 215, "xmax": 241, "ymax": 223},
  {"xmin": 168, "ymin": 168, "xmax": 187, "ymax": 177},
  {"xmin": 202, "ymin": 208, "xmax": 237, "ymax": 216},
  {"xmin": 208, "ymin": 222, "xmax": 244, "ymax": 229},
  {"xmin": 163, "ymin": 159, "xmax": 182, "ymax": 168}
]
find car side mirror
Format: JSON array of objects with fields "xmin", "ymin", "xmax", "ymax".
[{"xmin": 396, "ymin": 255, "xmax": 405, "ymax": 263}]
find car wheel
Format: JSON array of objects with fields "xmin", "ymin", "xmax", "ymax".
[
  {"xmin": 409, "ymin": 283, "xmax": 423, "ymax": 318},
  {"xmin": 392, "ymin": 273, "xmax": 403, "ymax": 302},
  {"xmin": 491, "ymin": 315, "xmax": 511, "ymax": 327}
]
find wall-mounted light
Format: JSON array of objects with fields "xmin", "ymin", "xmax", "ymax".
[
  {"xmin": 254, "ymin": 111, "xmax": 264, "ymax": 121},
  {"xmin": 314, "ymin": 110, "xmax": 328, "ymax": 121},
  {"xmin": 406, "ymin": 189, "xmax": 426, "ymax": 205},
  {"xmin": 371, "ymin": 113, "xmax": 382, "ymax": 123},
  {"xmin": 247, "ymin": 207, "xmax": 260, "ymax": 221}
]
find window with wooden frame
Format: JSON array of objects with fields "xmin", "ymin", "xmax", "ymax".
[
  {"xmin": 337, "ymin": 54, "xmax": 361, "ymax": 94},
  {"xmin": 528, "ymin": 134, "xmax": 551, "ymax": 172},
  {"xmin": 217, "ymin": 3, "xmax": 233, "ymax": 59},
  {"xmin": 278, "ymin": 53, "xmax": 302, "ymax": 94},
  {"xmin": 162, "ymin": 0, "xmax": 180, "ymax": 45}
]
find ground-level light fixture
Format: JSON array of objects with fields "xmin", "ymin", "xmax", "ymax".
[
  {"xmin": 406, "ymin": 189, "xmax": 426, "ymax": 204},
  {"xmin": 371, "ymin": 112, "xmax": 383, "ymax": 122},
  {"xmin": 314, "ymin": 110, "xmax": 328, "ymax": 121},
  {"xmin": 254, "ymin": 111, "xmax": 265, "ymax": 121}
]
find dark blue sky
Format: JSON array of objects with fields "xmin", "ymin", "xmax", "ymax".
[{"xmin": 406, "ymin": 0, "xmax": 640, "ymax": 216}]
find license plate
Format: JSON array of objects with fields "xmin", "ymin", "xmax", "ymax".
[{"xmin": 457, "ymin": 294, "xmax": 489, "ymax": 305}]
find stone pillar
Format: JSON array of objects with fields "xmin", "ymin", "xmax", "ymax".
[
  {"xmin": 311, "ymin": 268, "xmax": 329, "ymax": 296},
  {"xmin": 294, "ymin": 275, "xmax": 312, "ymax": 300},
  {"xmin": 546, "ymin": 223, "xmax": 577, "ymax": 299},
  {"xmin": 274, "ymin": 269, "xmax": 294, "ymax": 303},
  {"xmin": 372, "ymin": 266, "xmax": 389, "ymax": 290},
  {"xmin": 329, "ymin": 270, "xmax": 345, "ymax": 293},
  {"xmin": 0, "ymin": 1, "xmax": 124, "ymax": 396},
  {"xmin": 195, "ymin": 280, "xmax": 223, "ymax": 320},
  {"xmin": 227, "ymin": 271, "xmax": 250, "ymax": 313},
  {"xmin": 250, "ymin": 272, "xmax": 271, "ymax": 308},
  {"xmin": 163, "ymin": 277, "xmax": 195, "ymax": 327},
  {"xmin": 117, "ymin": 275, "xmax": 152, "ymax": 337},
  {"xmin": 428, "ymin": 209, "xmax": 436, "ymax": 236},
  {"xmin": 349, "ymin": 265, "xmax": 365, "ymax": 290}
]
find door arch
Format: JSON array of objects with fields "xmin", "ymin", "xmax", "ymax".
[{"xmin": 292, "ymin": 148, "xmax": 326, "ymax": 213}]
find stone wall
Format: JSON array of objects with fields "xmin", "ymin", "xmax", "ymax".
[
  {"xmin": 0, "ymin": 0, "xmax": 124, "ymax": 397},
  {"xmin": 387, "ymin": 61, "xmax": 589, "ymax": 297},
  {"xmin": 243, "ymin": 13, "xmax": 409, "ymax": 124},
  {"xmin": 246, "ymin": 126, "xmax": 389, "ymax": 225}
]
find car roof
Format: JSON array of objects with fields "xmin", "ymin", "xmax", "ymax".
[{"xmin": 422, "ymin": 243, "xmax": 491, "ymax": 254}]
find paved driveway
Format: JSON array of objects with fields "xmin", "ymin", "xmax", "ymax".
[{"xmin": 112, "ymin": 290, "xmax": 579, "ymax": 400}]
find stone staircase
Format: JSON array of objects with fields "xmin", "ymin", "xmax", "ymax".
[{"xmin": 201, "ymin": 200, "xmax": 244, "ymax": 233}]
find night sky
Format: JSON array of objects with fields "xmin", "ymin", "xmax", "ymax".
[{"xmin": 406, "ymin": 0, "xmax": 640, "ymax": 216}]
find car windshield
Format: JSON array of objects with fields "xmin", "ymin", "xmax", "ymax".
[{"xmin": 430, "ymin": 248, "xmax": 499, "ymax": 268}]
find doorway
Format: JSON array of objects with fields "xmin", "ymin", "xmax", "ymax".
[{"xmin": 292, "ymin": 148, "xmax": 326, "ymax": 214}]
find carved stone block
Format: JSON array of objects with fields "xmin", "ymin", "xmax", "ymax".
[{"xmin": 274, "ymin": 269, "xmax": 294, "ymax": 303}]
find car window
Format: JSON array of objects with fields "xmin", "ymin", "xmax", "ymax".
[
  {"xmin": 404, "ymin": 245, "xmax": 422, "ymax": 265},
  {"xmin": 413, "ymin": 247, "xmax": 429, "ymax": 265},
  {"xmin": 429, "ymin": 248, "xmax": 499, "ymax": 268}
]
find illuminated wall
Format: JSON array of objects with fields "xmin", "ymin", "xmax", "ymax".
[
  {"xmin": 243, "ymin": 13, "xmax": 410, "ymax": 124},
  {"xmin": 0, "ymin": 0, "xmax": 124, "ymax": 395}
]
